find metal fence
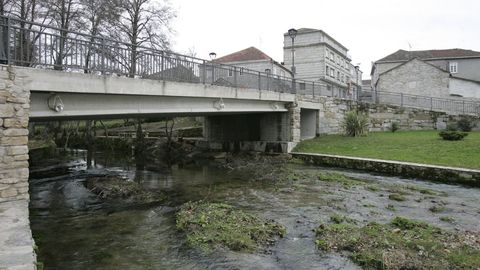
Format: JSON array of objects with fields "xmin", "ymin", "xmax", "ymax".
[
  {"xmin": 0, "ymin": 15, "xmax": 479, "ymax": 115},
  {"xmin": 361, "ymin": 90, "xmax": 480, "ymax": 115},
  {"xmin": 0, "ymin": 15, "xmax": 340, "ymax": 97}
]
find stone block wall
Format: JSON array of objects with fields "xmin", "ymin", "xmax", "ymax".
[
  {"xmin": 0, "ymin": 65, "xmax": 30, "ymax": 203},
  {"xmin": 359, "ymin": 103, "xmax": 480, "ymax": 132},
  {"xmin": 318, "ymin": 98, "xmax": 353, "ymax": 134}
]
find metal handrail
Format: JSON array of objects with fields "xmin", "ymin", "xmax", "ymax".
[
  {"xmin": 361, "ymin": 90, "xmax": 480, "ymax": 115},
  {"xmin": 1, "ymin": 15, "xmax": 479, "ymax": 115}
]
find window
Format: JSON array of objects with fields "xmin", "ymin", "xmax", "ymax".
[
  {"xmin": 337, "ymin": 71, "xmax": 340, "ymax": 80},
  {"xmin": 228, "ymin": 68, "xmax": 233, "ymax": 77},
  {"xmin": 240, "ymin": 68, "xmax": 245, "ymax": 75},
  {"xmin": 326, "ymin": 66, "xmax": 330, "ymax": 76},
  {"xmin": 449, "ymin": 62, "xmax": 458, "ymax": 73},
  {"xmin": 341, "ymin": 74, "xmax": 344, "ymax": 83},
  {"xmin": 330, "ymin": 68, "xmax": 335, "ymax": 77},
  {"xmin": 299, "ymin": 83, "xmax": 306, "ymax": 90},
  {"xmin": 330, "ymin": 52, "xmax": 334, "ymax": 61}
]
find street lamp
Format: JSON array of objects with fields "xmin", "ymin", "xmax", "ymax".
[
  {"xmin": 354, "ymin": 64, "xmax": 360, "ymax": 100},
  {"xmin": 209, "ymin": 52, "xmax": 217, "ymax": 83},
  {"xmin": 287, "ymin": 28, "xmax": 298, "ymax": 77},
  {"xmin": 209, "ymin": 52, "xmax": 217, "ymax": 61}
]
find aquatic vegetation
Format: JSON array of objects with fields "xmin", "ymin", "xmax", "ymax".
[
  {"xmin": 86, "ymin": 176, "xmax": 166, "ymax": 203},
  {"xmin": 316, "ymin": 217, "xmax": 480, "ymax": 270},
  {"xmin": 440, "ymin": 216, "xmax": 455, "ymax": 223},
  {"xmin": 388, "ymin": 193, "xmax": 407, "ymax": 202},
  {"xmin": 176, "ymin": 201, "xmax": 286, "ymax": 253},
  {"xmin": 429, "ymin": 205, "xmax": 447, "ymax": 213},
  {"xmin": 386, "ymin": 204, "xmax": 396, "ymax": 211},
  {"xmin": 315, "ymin": 171, "xmax": 366, "ymax": 187},
  {"xmin": 330, "ymin": 214, "xmax": 358, "ymax": 224}
]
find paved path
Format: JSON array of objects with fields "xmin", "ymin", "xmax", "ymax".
[{"xmin": 0, "ymin": 200, "xmax": 36, "ymax": 270}]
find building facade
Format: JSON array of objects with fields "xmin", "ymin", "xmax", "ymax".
[
  {"xmin": 371, "ymin": 49, "xmax": 480, "ymax": 99},
  {"xmin": 214, "ymin": 47, "xmax": 292, "ymax": 79},
  {"xmin": 283, "ymin": 28, "xmax": 353, "ymax": 98}
]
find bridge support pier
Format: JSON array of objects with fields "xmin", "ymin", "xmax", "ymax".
[
  {"xmin": 202, "ymin": 105, "xmax": 302, "ymax": 153},
  {"xmin": 0, "ymin": 65, "xmax": 36, "ymax": 268}
]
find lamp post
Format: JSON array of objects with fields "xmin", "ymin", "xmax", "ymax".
[
  {"xmin": 288, "ymin": 28, "xmax": 297, "ymax": 76},
  {"xmin": 288, "ymin": 28, "xmax": 297, "ymax": 93},
  {"xmin": 354, "ymin": 65, "xmax": 360, "ymax": 100},
  {"xmin": 209, "ymin": 52, "xmax": 216, "ymax": 83}
]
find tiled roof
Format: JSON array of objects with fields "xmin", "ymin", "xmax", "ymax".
[
  {"xmin": 377, "ymin": 49, "xmax": 480, "ymax": 62},
  {"xmin": 214, "ymin": 47, "xmax": 272, "ymax": 63}
]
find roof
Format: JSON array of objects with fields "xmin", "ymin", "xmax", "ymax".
[
  {"xmin": 214, "ymin": 47, "xmax": 272, "ymax": 63},
  {"xmin": 377, "ymin": 49, "xmax": 480, "ymax": 63},
  {"xmin": 379, "ymin": 58, "xmax": 449, "ymax": 77}
]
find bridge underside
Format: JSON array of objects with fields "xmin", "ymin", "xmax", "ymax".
[{"xmin": 30, "ymin": 92, "xmax": 288, "ymax": 121}]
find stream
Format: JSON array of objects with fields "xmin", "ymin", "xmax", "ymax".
[{"xmin": 29, "ymin": 149, "xmax": 480, "ymax": 270}]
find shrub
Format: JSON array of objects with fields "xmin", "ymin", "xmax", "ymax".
[
  {"xmin": 439, "ymin": 130, "xmax": 468, "ymax": 141},
  {"xmin": 342, "ymin": 111, "xmax": 369, "ymax": 137},
  {"xmin": 390, "ymin": 122, "xmax": 400, "ymax": 133},
  {"xmin": 457, "ymin": 117, "xmax": 475, "ymax": 132},
  {"xmin": 445, "ymin": 124, "xmax": 458, "ymax": 131}
]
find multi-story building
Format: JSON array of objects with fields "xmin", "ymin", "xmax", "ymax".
[{"xmin": 283, "ymin": 28, "xmax": 353, "ymax": 98}]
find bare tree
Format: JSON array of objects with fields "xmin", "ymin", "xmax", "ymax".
[
  {"xmin": 1, "ymin": 0, "xmax": 48, "ymax": 65},
  {"xmin": 115, "ymin": 0, "xmax": 175, "ymax": 77},
  {"xmin": 40, "ymin": 0, "xmax": 82, "ymax": 70},
  {"xmin": 78, "ymin": 0, "xmax": 121, "ymax": 72}
]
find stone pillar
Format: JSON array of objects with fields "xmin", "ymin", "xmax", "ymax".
[
  {"xmin": 0, "ymin": 65, "xmax": 30, "ymax": 203},
  {"xmin": 287, "ymin": 102, "xmax": 301, "ymax": 143}
]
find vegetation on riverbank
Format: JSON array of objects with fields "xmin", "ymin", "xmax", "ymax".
[
  {"xmin": 316, "ymin": 217, "xmax": 480, "ymax": 270},
  {"xmin": 176, "ymin": 201, "xmax": 286, "ymax": 252},
  {"xmin": 294, "ymin": 130, "xmax": 480, "ymax": 169}
]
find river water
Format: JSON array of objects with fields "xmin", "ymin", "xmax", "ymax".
[{"xmin": 29, "ymin": 149, "xmax": 480, "ymax": 270}]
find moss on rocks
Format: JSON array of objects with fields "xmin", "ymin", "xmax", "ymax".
[
  {"xmin": 316, "ymin": 216, "xmax": 480, "ymax": 270},
  {"xmin": 176, "ymin": 201, "xmax": 286, "ymax": 253}
]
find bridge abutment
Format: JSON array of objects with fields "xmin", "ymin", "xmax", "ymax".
[
  {"xmin": 0, "ymin": 65, "xmax": 36, "ymax": 269},
  {"xmin": 0, "ymin": 65, "xmax": 30, "ymax": 203}
]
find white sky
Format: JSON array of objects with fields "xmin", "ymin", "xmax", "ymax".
[{"xmin": 171, "ymin": 0, "xmax": 480, "ymax": 79}]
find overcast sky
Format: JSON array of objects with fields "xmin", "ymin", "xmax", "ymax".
[{"xmin": 171, "ymin": 0, "xmax": 480, "ymax": 79}]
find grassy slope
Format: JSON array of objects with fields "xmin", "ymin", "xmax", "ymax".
[{"xmin": 294, "ymin": 131, "xmax": 480, "ymax": 169}]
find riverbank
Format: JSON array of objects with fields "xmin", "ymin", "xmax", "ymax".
[
  {"xmin": 294, "ymin": 131, "xmax": 480, "ymax": 169},
  {"xmin": 293, "ymin": 152, "xmax": 480, "ymax": 187}
]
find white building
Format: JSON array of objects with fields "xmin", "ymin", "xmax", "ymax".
[{"xmin": 283, "ymin": 28, "xmax": 354, "ymax": 98}]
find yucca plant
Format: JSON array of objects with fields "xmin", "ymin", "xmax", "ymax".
[{"xmin": 342, "ymin": 111, "xmax": 369, "ymax": 137}]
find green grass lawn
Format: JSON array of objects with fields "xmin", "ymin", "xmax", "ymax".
[{"xmin": 294, "ymin": 130, "xmax": 480, "ymax": 169}]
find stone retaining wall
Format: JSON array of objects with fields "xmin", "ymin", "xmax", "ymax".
[
  {"xmin": 0, "ymin": 65, "xmax": 30, "ymax": 203},
  {"xmin": 297, "ymin": 95, "xmax": 479, "ymax": 135},
  {"xmin": 360, "ymin": 103, "xmax": 480, "ymax": 132},
  {"xmin": 293, "ymin": 152, "xmax": 480, "ymax": 187}
]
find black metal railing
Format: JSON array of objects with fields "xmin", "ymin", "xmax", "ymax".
[
  {"xmin": 0, "ymin": 15, "xmax": 479, "ymax": 115},
  {"xmin": 360, "ymin": 90, "xmax": 480, "ymax": 115},
  {"xmin": 0, "ymin": 15, "xmax": 341, "ymax": 96}
]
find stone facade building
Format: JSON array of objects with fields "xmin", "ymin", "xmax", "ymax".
[
  {"xmin": 283, "ymin": 28, "xmax": 354, "ymax": 99},
  {"xmin": 371, "ymin": 49, "xmax": 480, "ymax": 99}
]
